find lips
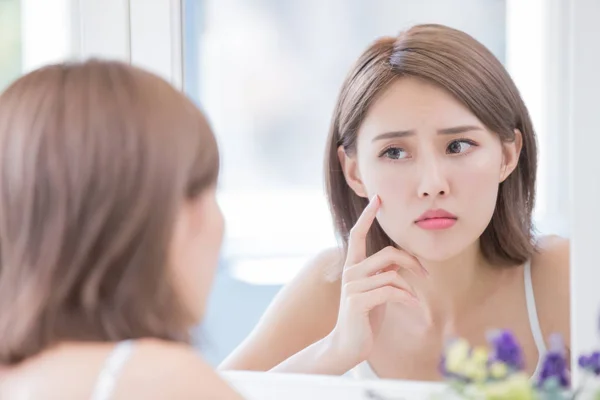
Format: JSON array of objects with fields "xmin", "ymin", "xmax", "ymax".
[
  {"xmin": 415, "ymin": 209, "xmax": 457, "ymax": 230},
  {"xmin": 416, "ymin": 209, "xmax": 457, "ymax": 221}
]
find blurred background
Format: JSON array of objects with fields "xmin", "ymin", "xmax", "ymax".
[{"xmin": 0, "ymin": 0, "xmax": 571, "ymax": 366}]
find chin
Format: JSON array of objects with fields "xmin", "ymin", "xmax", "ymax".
[
  {"xmin": 396, "ymin": 236, "xmax": 470, "ymax": 263},
  {"xmin": 411, "ymin": 247, "xmax": 462, "ymax": 263}
]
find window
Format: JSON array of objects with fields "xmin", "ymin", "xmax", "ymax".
[
  {"xmin": 0, "ymin": 0, "xmax": 22, "ymax": 91},
  {"xmin": 0, "ymin": 0, "xmax": 73, "ymax": 91},
  {"xmin": 178, "ymin": 0, "xmax": 576, "ymax": 364}
]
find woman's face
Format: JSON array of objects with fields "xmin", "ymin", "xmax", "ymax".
[
  {"xmin": 170, "ymin": 188, "xmax": 224, "ymax": 322},
  {"xmin": 340, "ymin": 77, "xmax": 521, "ymax": 262}
]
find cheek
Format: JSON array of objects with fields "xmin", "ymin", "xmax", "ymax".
[
  {"xmin": 454, "ymin": 152, "xmax": 503, "ymax": 225},
  {"xmin": 170, "ymin": 197, "xmax": 225, "ymax": 319},
  {"xmin": 358, "ymin": 162, "xmax": 415, "ymax": 236},
  {"xmin": 358, "ymin": 157, "xmax": 412, "ymax": 200},
  {"xmin": 459, "ymin": 151, "xmax": 502, "ymax": 195},
  {"xmin": 191, "ymin": 199, "xmax": 224, "ymax": 290}
]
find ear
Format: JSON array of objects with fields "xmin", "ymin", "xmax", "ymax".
[
  {"xmin": 337, "ymin": 146, "xmax": 368, "ymax": 198},
  {"xmin": 499, "ymin": 129, "xmax": 523, "ymax": 182}
]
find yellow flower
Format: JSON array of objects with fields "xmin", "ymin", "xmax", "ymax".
[
  {"xmin": 463, "ymin": 360, "xmax": 488, "ymax": 383},
  {"xmin": 445, "ymin": 339, "xmax": 470, "ymax": 375},
  {"xmin": 463, "ymin": 347, "xmax": 489, "ymax": 383},
  {"xmin": 489, "ymin": 362, "xmax": 508, "ymax": 379},
  {"xmin": 471, "ymin": 347, "xmax": 489, "ymax": 365},
  {"xmin": 481, "ymin": 373, "xmax": 535, "ymax": 400}
]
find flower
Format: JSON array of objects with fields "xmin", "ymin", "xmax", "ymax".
[
  {"xmin": 538, "ymin": 353, "xmax": 570, "ymax": 388},
  {"xmin": 489, "ymin": 361, "xmax": 509, "ymax": 380},
  {"xmin": 537, "ymin": 334, "xmax": 570, "ymax": 389},
  {"xmin": 437, "ymin": 326, "xmax": 600, "ymax": 399},
  {"xmin": 486, "ymin": 330, "xmax": 524, "ymax": 371},
  {"xmin": 444, "ymin": 338, "xmax": 471, "ymax": 376},
  {"xmin": 479, "ymin": 373, "xmax": 536, "ymax": 400},
  {"xmin": 441, "ymin": 339, "xmax": 490, "ymax": 383},
  {"xmin": 579, "ymin": 351, "xmax": 600, "ymax": 375},
  {"xmin": 462, "ymin": 346, "xmax": 489, "ymax": 383}
]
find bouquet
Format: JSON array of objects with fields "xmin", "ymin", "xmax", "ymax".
[{"xmin": 437, "ymin": 330, "xmax": 600, "ymax": 399}]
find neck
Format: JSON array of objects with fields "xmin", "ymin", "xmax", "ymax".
[{"xmin": 407, "ymin": 241, "xmax": 509, "ymax": 329}]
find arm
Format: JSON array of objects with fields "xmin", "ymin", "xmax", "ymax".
[
  {"xmin": 219, "ymin": 196, "xmax": 424, "ymax": 375},
  {"xmin": 218, "ymin": 248, "xmax": 345, "ymax": 373}
]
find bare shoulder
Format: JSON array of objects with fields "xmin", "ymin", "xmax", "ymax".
[
  {"xmin": 252, "ymin": 246, "xmax": 345, "ymax": 317},
  {"xmin": 120, "ymin": 339, "xmax": 243, "ymax": 399},
  {"xmin": 531, "ymin": 235, "xmax": 570, "ymax": 286},
  {"xmin": 219, "ymin": 247, "xmax": 345, "ymax": 371},
  {"xmin": 530, "ymin": 235, "xmax": 570, "ymax": 343},
  {"xmin": 254, "ymin": 246, "xmax": 345, "ymax": 316},
  {"xmin": 312, "ymin": 246, "xmax": 346, "ymax": 282}
]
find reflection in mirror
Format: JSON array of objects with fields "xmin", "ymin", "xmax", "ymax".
[{"xmin": 182, "ymin": 0, "xmax": 570, "ymax": 382}]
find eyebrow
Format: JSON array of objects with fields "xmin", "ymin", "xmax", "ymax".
[{"xmin": 371, "ymin": 125, "xmax": 484, "ymax": 142}]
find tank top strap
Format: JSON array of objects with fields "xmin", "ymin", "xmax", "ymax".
[
  {"xmin": 524, "ymin": 259, "xmax": 547, "ymax": 378},
  {"xmin": 90, "ymin": 340, "xmax": 135, "ymax": 400}
]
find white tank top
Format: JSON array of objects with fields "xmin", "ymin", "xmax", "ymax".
[{"xmin": 349, "ymin": 260, "xmax": 547, "ymax": 380}]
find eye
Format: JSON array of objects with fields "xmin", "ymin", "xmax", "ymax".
[
  {"xmin": 379, "ymin": 146, "xmax": 408, "ymax": 160},
  {"xmin": 446, "ymin": 139, "xmax": 476, "ymax": 155}
]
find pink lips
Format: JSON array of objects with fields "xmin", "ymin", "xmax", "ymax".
[{"xmin": 415, "ymin": 209, "xmax": 457, "ymax": 230}]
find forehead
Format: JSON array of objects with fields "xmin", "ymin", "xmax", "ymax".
[{"xmin": 358, "ymin": 77, "xmax": 484, "ymax": 139}]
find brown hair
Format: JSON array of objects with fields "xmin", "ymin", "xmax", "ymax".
[
  {"xmin": 0, "ymin": 60, "xmax": 219, "ymax": 365},
  {"xmin": 325, "ymin": 24, "xmax": 537, "ymax": 267}
]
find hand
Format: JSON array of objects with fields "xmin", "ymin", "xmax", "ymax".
[{"xmin": 327, "ymin": 195, "xmax": 428, "ymax": 369}]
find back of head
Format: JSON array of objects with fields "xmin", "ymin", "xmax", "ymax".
[
  {"xmin": 326, "ymin": 24, "xmax": 537, "ymax": 267},
  {"xmin": 0, "ymin": 60, "xmax": 219, "ymax": 365}
]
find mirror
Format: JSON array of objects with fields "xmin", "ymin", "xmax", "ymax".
[
  {"xmin": 177, "ymin": 0, "xmax": 572, "ymax": 372},
  {"xmin": 123, "ymin": 0, "xmax": 600, "ymax": 390}
]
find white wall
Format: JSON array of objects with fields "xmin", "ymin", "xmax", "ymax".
[{"xmin": 569, "ymin": 0, "xmax": 600, "ymax": 386}]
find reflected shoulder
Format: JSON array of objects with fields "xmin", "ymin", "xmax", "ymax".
[
  {"xmin": 530, "ymin": 235, "xmax": 570, "ymax": 345},
  {"xmin": 308, "ymin": 246, "xmax": 346, "ymax": 283},
  {"xmin": 217, "ymin": 247, "xmax": 345, "ymax": 371},
  {"xmin": 533, "ymin": 234, "xmax": 569, "ymax": 271}
]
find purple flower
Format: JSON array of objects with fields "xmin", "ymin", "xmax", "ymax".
[
  {"xmin": 486, "ymin": 330, "xmax": 524, "ymax": 371},
  {"xmin": 579, "ymin": 351, "xmax": 600, "ymax": 375},
  {"xmin": 537, "ymin": 335, "xmax": 570, "ymax": 389},
  {"xmin": 537, "ymin": 352, "xmax": 570, "ymax": 388}
]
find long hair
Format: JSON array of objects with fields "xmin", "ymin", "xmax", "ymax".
[{"xmin": 0, "ymin": 60, "xmax": 219, "ymax": 364}]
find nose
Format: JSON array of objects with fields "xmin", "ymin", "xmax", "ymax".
[{"xmin": 417, "ymin": 158, "xmax": 450, "ymax": 199}]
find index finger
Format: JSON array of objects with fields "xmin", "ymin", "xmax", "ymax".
[{"xmin": 346, "ymin": 195, "xmax": 381, "ymax": 266}]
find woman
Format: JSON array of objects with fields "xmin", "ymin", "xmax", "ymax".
[
  {"xmin": 0, "ymin": 60, "xmax": 243, "ymax": 399},
  {"xmin": 220, "ymin": 24, "xmax": 570, "ymax": 381}
]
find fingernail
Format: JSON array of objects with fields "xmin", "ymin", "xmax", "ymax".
[{"xmin": 371, "ymin": 194, "xmax": 379, "ymax": 204}]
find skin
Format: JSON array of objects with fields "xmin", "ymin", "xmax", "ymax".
[
  {"xmin": 219, "ymin": 78, "xmax": 570, "ymax": 381},
  {"xmin": 0, "ymin": 188, "xmax": 244, "ymax": 400}
]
